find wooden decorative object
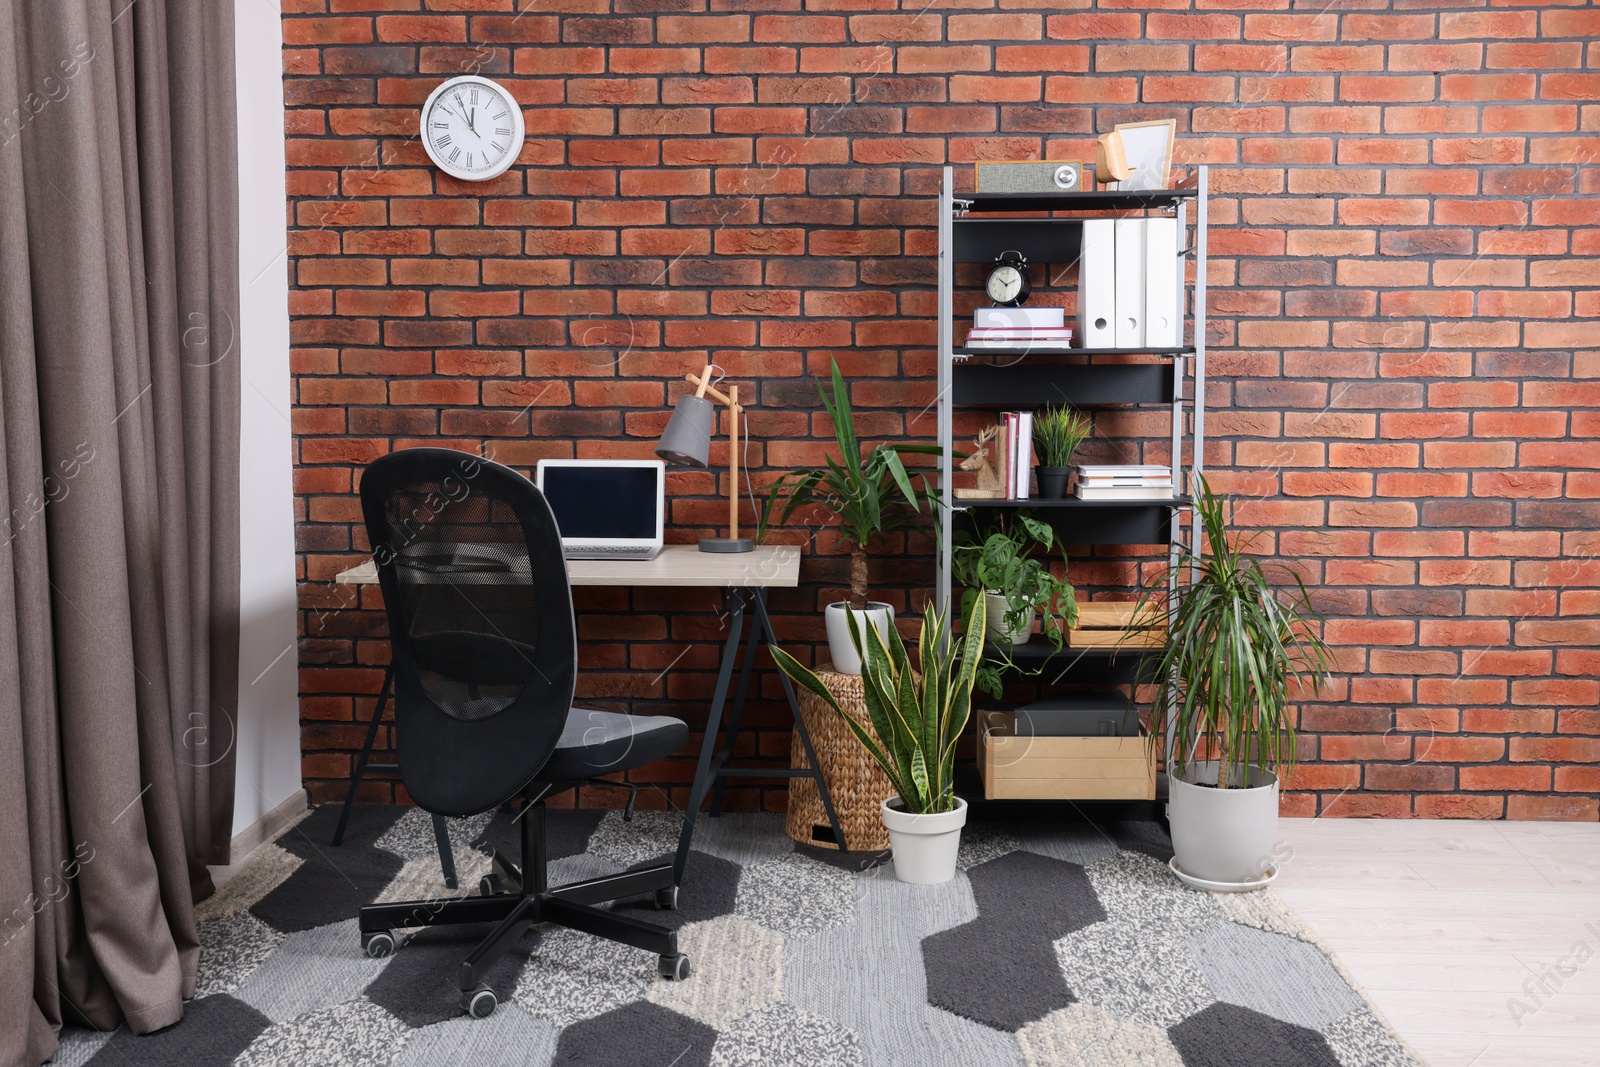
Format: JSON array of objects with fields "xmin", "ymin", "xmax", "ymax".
[
  {"xmin": 953, "ymin": 424, "xmax": 1005, "ymax": 500},
  {"xmin": 979, "ymin": 710, "xmax": 1156, "ymax": 801},
  {"xmin": 1095, "ymin": 131, "xmax": 1130, "ymax": 183},
  {"xmin": 786, "ymin": 666, "xmax": 892, "ymax": 852}
]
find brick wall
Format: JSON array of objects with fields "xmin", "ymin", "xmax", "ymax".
[{"xmin": 285, "ymin": 0, "xmax": 1600, "ymax": 820}]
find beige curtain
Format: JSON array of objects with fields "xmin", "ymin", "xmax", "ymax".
[{"xmin": 0, "ymin": 2, "xmax": 240, "ymax": 1062}]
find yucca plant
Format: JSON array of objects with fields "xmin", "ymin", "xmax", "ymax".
[
  {"xmin": 758, "ymin": 358, "xmax": 941, "ymax": 610},
  {"xmin": 1032, "ymin": 404, "xmax": 1093, "ymax": 468},
  {"xmin": 1135, "ymin": 476, "xmax": 1334, "ymax": 788},
  {"xmin": 769, "ymin": 593, "xmax": 984, "ymax": 815}
]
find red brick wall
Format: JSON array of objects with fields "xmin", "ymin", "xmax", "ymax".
[{"xmin": 285, "ymin": 0, "xmax": 1600, "ymax": 820}]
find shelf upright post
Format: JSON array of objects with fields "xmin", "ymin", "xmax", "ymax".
[
  {"xmin": 937, "ymin": 167, "xmax": 955, "ymax": 620},
  {"xmin": 1192, "ymin": 165, "xmax": 1208, "ymax": 567}
]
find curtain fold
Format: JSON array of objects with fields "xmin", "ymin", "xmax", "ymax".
[{"xmin": 0, "ymin": 3, "xmax": 239, "ymax": 1063}]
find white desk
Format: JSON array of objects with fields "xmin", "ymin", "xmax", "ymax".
[
  {"xmin": 333, "ymin": 544, "xmax": 800, "ymax": 589},
  {"xmin": 333, "ymin": 541, "xmax": 842, "ymax": 879}
]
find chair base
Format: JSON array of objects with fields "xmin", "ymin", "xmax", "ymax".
[{"xmin": 356, "ymin": 799, "xmax": 686, "ymax": 1017}]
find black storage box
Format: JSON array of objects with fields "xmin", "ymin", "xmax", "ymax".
[{"xmin": 1014, "ymin": 690, "xmax": 1141, "ymax": 737}]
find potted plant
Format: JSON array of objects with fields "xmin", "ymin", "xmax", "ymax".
[
  {"xmin": 759, "ymin": 359, "xmax": 940, "ymax": 674},
  {"xmin": 951, "ymin": 512, "xmax": 1078, "ymax": 698},
  {"xmin": 1136, "ymin": 477, "xmax": 1333, "ymax": 890},
  {"xmin": 770, "ymin": 594, "xmax": 983, "ymax": 884},
  {"xmin": 1031, "ymin": 404, "xmax": 1092, "ymax": 499}
]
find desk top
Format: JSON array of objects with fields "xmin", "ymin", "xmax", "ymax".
[{"xmin": 334, "ymin": 544, "xmax": 800, "ymax": 588}]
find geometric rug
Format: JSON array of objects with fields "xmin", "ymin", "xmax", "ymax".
[{"xmin": 49, "ymin": 804, "xmax": 1422, "ymax": 1067}]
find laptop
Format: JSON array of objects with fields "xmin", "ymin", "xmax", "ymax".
[{"xmin": 535, "ymin": 459, "xmax": 665, "ymax": 560}]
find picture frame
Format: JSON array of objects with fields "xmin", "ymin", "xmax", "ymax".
[{"xmin": 1112, "ymin": 119, "xmax": 1176, "ymax": 192}]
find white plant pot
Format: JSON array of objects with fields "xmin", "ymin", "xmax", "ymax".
[
  {"xmin": 880, "ymin": 795, "xmax": 967, "ymax": 884},
  {"xmin": 1168, "ymin": 761, "xmax": 1280, "ymax": 888},
  {"xmin": 823, "ymin": 600, "xmax": 894, "ymax": 675},
  {"xmin": 983, "ymin": 591, "xmax": 1035, "ymax": 647}
]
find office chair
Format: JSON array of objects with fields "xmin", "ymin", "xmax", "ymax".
[{"xmin": 354, "ymin": 448, "xmax": 691, "ymax": 1019}]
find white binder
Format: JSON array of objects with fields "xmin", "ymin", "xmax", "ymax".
[
  {"xmin": 1114, "ymin": 218, "xmax": 1145, "ymax": 348},
  {"xmin": 1076, "ymin": 219, "xmax": 1116, "ymax": 349},
  {"xmin": 1143, "ymin": 216, "xmax": 1180, "ymax": 348}
]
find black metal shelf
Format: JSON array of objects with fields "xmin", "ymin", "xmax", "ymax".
[
  {"xmin": 954, "ymin": 497, "xmax": 1191, "ymax": 509},
  {"xmin": 953, "ymin": 362, "xmax": 1179, "ymax": 406},
  {"xmin": 955, "ymin": 346, "xmax": 1192, "ymax": 359},
  {"xmin": 953, "ymin": 498, "xmax": 1187, "ymax": 546},
  {"xmin": 982, "ymin": 638, "xmax": 1163, "ymax": 684},
  {"xmin": 958, "ymin": 188, "xmax": 1197, "ymax": 214}
]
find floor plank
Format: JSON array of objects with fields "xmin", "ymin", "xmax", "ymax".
[{"xmin": 1275, "ymin": 818, "xmax": 1600, "ymax": 1067}]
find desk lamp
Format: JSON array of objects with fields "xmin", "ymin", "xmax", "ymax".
[{"xmin": 655, "ymin": 365, "xmax": 753, "ymax": 553}]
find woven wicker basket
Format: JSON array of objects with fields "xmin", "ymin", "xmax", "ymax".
[{"xmin": 785, "ymin": 665, "xmax": 893, "ymax": 852}]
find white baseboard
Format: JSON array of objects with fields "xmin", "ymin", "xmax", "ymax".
[{"xmin": 229, "ymin": 788, "xmax": 308, "ymax": 863}]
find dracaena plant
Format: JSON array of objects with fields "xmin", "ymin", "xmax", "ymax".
[
  {"xmin": 1134, "ymin": 476, "xmax": 1334, "ymax": 788},
  {"xmin": 769, "ymin": 593, "xmax": 984, "ymax": 816},
  {"xmin": 758, "ymin": 358, "xmax": 941, "ymax": 610}
]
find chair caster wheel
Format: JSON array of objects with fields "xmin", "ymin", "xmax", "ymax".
[
  {"xmin": 463, "ymin": 985, "xmax": 497, "ymax": 1019},
  {"xmin": 479, "ymin": 875, "xmax": 499, "ymax": 897},
  {"xmin": 658, "ymin": 953, "xmax": 690, "ymax": 981},
  {"xmin": 362, "ymin": 931, "xmax": 395, "ymax": 960},
  {"xmin": 654, "ymin": 885, "xmax": 679, "ymax": 910}
]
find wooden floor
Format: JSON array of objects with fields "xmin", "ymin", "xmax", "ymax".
[{"xmin": 1275, "ymin": 817, "xmax": 1600, "ymax": 1067}]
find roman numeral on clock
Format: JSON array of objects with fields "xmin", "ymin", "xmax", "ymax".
[
  {"xmin": 466, "ymin": 152, "xmax": 474, "ymax": 168},
  {"xmin": 448, "ymin": 147, "xmax": 461, "ymax": 163},
  {"xmin": 491, "ymin": 142, "xmax": 505, "ymax": 155},
  {"xmin": 435, "ymin": 134, "xmax": 452, "ymax": 148},
  {"xmin": 495, "ymin": 128, "xmax": 511, "ymax": 136}
]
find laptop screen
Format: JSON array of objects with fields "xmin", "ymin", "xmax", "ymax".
[{"xmin": 540, "ymin": 464, "xmax": 659, "ymax": 540}]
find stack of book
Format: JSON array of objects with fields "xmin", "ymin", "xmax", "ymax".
[
  {"xmin": 990, "ymin": 411, "xmax": 1036, "ymax": 500},
  {"xmin": 1073, "ymin": 464, "xmax": 1173, "ymax": 501},
  {"xmin": 965, "ymin": 307, "xmax": 1072, "ymax": 350}
]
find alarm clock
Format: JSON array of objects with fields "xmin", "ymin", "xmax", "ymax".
[{"xmin": 986, "ymin": 251, "xmax": 1030, "ymax": 307}]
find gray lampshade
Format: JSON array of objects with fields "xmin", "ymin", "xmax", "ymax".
[{"xmin": 655, "ymin": 393, "xmax": 714, "ymax": 468}]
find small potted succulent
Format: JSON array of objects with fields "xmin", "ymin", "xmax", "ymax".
[
  {"xmin": 759, "ymin": 359, "xmax": 940, "ymax": 674},
  {"xmin": 951, "ymin": 512, "xmax": 1078, "ymax": 698},
  {"xmin": 1136, "ymin": 477, "xmax": 1334, "ymax": 890},
  {"xmin": 771, "ymin": 594, "xmax": 984, "ymax": 884},
  {"xmin": 1032, "ymin": 404, "xmax": 1092, "ymax": 499}
]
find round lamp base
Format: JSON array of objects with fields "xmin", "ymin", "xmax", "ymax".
[{"xmin": 699, "ymin": 537, "xmax": 754, "ymax": 554}]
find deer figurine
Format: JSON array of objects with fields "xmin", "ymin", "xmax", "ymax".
[{"xmin": 955, "ymin": 425, "xmax": 1005, "ymax": 500}]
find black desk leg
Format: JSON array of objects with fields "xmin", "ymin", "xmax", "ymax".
[
  {"xmin": 707, "ymin": 599, "xmax": 764, "ymax": 817},
  {"xmin": 754, "ymin": 590, "xmax": 846, "ymax": 852},
  {"xmin": 333, "ymin": 665, "xmax": 392, "ymax": 847},
  {"xmin": 673, "ymin": 588, "xmax": 745, "ymax": 886}
]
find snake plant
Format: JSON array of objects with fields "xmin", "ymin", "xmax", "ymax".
[{"xmin": 770, "ymin": 593, "xmax": 984, "ymax": 815}]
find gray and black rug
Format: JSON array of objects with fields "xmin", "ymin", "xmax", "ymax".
[{"xmin": 49, "ymin": 805, "xmax": 1420, "ymax": 1067}]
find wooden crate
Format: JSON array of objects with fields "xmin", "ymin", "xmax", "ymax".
[
  {"xmin": 1068, "ymin": 601, "xmax": 1165, "ymax": 650},
  {"xmin": 979, "ymin": 710, "xmax": 1156, "ymax": 801}
]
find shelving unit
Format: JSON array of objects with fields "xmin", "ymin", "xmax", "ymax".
[{"xmin": 933, "ymin": 165, "xmax": 1210, "ymax": 798}]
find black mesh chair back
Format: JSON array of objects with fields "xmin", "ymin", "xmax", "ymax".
[{"xmin": 359, "ymin": 448, "xmax": 576, "ymax": 816}]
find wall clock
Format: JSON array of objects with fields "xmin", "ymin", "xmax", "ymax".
[{"xmin": 419, "ymin": 76, "xmax": 524, "ymax": 182}]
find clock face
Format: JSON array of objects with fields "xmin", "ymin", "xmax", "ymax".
[
  {"xmin": 987, "ymin": 265, "xmax": 1026, "ymax": 305},
  {"xmin": 420, "ymin": 76, "xmax": 525, "ymax": 182}
]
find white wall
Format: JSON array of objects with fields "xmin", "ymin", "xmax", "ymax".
[{"xmin": 230, "ymin": 0, "xmax": 303, "ymax": 848}]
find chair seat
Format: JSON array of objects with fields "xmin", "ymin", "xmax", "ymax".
[{"xmin": 538, "ymin": 708, "xmax": 688, "ymax": 782}]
